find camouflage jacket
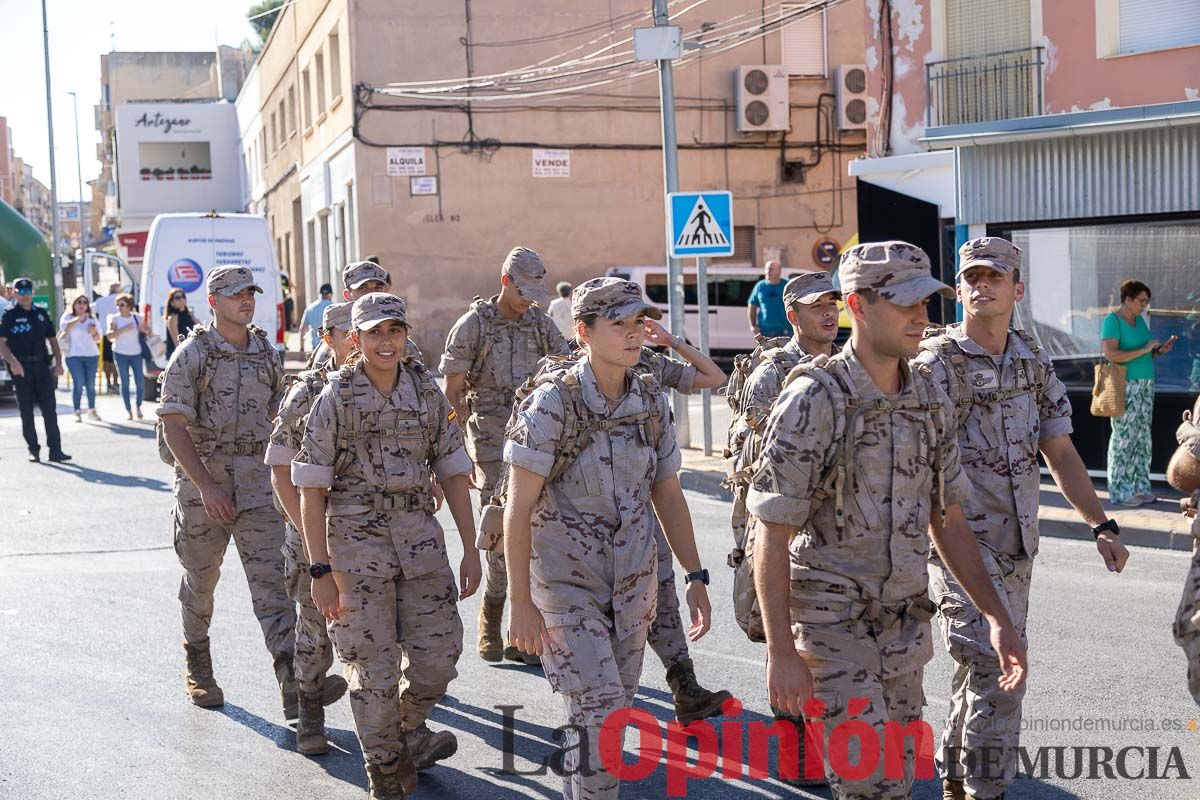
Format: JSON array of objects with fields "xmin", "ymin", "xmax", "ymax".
[{"xmin": 266, "ymin": 367, "xmax": 328, "ymax": 562}]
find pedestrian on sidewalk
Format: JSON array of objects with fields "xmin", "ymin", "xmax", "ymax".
[
  {"xmin": 747, "ymin": 260, "xmax": 790, "ymax": 340},
  {"xmin": 293, "ymin": 293, "xmax": 479, "ymax": 798},
  {"xmin": 1102, "ymin": 279, "xmax": 1175, "ymax": 506},
  {"xmin": 298, "ymin": 283, "xmax": 332, "ymax": 353},
  {"xmin": 916, "ymin": 238, "xmax": 1128, "ymax": 800},
  {"xmin": 0, "ymin": 278, "xmax": 70, "ymax": 463},
  {"xmin": 547, "ymin": 281, "xmax": 574, "ymax": 338},
  {"xmin": 93, "ymin": 282, "xmax": 121, "ymax": 394},
  {"xmin": 59, "ymin": 293, "xmax": 102, "ymax": 422},
  {"xmin": 505, "ymin": 277, "xmax": 712, "ymax": 800},
  {"xmin": 107, "ymin": 293, "xmax": 148, "ymax": 420},
  {"xmin": 163, "ymin": 288, "xmax": 196, "ymax": 361}
]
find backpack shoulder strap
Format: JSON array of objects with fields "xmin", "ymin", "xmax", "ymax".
[
  {"xmin": 466, "ymin": 297, "xmax": 494, "ymax": 386},
  {"xmin": 791, "ymin": 360, "xmax": 855, "ymax": 529},
  {"xmin": 331, "ymin": 364, "xmax": 359, "ymax": 476}
]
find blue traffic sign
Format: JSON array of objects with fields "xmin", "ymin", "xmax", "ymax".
[{"xmin": 668, "ymin": 191, "xmax": 734, "ymax": 258}]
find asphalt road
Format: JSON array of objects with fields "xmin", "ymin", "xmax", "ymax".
[{"xmin": 1, "ymin": 389, "xmax": 1199, "ymax": 800}]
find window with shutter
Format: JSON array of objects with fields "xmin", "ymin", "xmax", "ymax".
[
  {"xmin": 715, "ymin": 226, "xmax": 757, "ymax": 266},
  {"xmin": 1118, "ymin": 0, "xmax": 1200, "ymax": 54},
  {"xmin": 781, "ymin": 6, "xmax": 826, "ymax": 77}
]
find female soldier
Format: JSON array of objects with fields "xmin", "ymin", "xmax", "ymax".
[
  {"xmin": 505, "ymin": 277, "xmax": 712, "ymax": 800},
  {"xmin": 293, "ymin": 293, "xmax": 480, "ymax": 800},
  {"xmin": 265, "ymin": 301, "xmax": 354, "ymax": 755}
]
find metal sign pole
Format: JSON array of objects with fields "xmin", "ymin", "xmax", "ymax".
[{"xmin": 696, "ymin": 255, "xmax": 712, "ymax": 456}]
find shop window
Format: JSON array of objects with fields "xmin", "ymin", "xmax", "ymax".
[{"xmin": 137, "ymin": 142, "xmax": 211, "ymax": 182}]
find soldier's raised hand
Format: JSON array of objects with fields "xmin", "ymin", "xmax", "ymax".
[{"xmin": 643, "ymin": 318, "xmax": 673, "ymax": 348}]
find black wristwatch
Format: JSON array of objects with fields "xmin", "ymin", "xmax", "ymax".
[
  {"xmin": 684, "ymin": 568, "xmax": 710, "ymax": 586},
  {"xmin": 1091, "ymin": 519, "xmax": 1120, "ymax": 539},
  {"xmin": 309, "ymin": 563, "xmax": 333, "ymax": 579}
]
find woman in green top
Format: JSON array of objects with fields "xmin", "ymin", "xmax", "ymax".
[{"xmin": 1101, "ymin": 280, "xmax": 1176, "ymax": 506}]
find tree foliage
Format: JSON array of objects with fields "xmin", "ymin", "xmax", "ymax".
[{"xmin": 248, "ymin": 0, "xmax": 285, "ymax": 43}]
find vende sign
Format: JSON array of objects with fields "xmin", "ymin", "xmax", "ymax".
[
  {"xmin": 532, "ymin": 149, "xmax": 570, "ymax": 178},
  {"xmin": 387, "ymin": 147, "xmax": 426, "ymax": 176}
]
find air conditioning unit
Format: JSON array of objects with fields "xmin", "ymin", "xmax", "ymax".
[
  {"xmin": 735, "ymin": 65, "xmax": 790, "ymax": 133},
  {"xmin": 834, "ymin": 64, "xmax": 868, "ymax": 131}
]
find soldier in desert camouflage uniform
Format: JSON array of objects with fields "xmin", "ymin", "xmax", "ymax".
[
  {"xmin": 157, "ymin": 265, "xmax": 297, "ymax": 714},
  {"xmin": 1167, "ymin": 396, "xmax": 1200, "ymax": 705},
  {"xmin": 265, "ymin": 301, "xmax": 355, "ymax": 755},
  {"xmin": 750, "ymin": 242, "xmax": 1029, "ymax": 799},
  {"xmin": 293, "ymin": 293, "xmax": 480, "ymax": 800},
  {"xmin": 913, "ymin": 238, "xmax": 1127, "ymax": 800},
  {"xmin": 439, "ymin": 246, "xmax": 570, "ymax": 664},
  {"xmin": 505, "ymin": 277, "xmax": 712, "ymax": 800},
  {"xmin": 308, "ymin": 261, "xmax": 421, "ymax": 371}
]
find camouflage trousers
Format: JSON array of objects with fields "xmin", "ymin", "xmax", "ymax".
[
  {"xmin": 1172, "ymin": 537, "xmax": 1200, "ymax": 706},
  {"xmin": 282, "ymin": 524, "xmax": 335, "ymax": 695},
  {"xmin": 540, "ymin": 616, "xmax": 649, "ymax": 800},
  {"xmin": 329, "ymin": 560, "xmax": 464, "ymax": 766},
  {"xmin": 173, "ymin": 498, "xmax": 295, "ymax": 660},
  {"xmin": 647, "ymin": 520, "xmax": 689, "ymax": 671},
  {"xmin": 929, "ymin": 551, "xmax": 1032, "ymax": 799},
  {"xmin": 477, "ymin": 459, "xmax": 508, "ymax": 600}
]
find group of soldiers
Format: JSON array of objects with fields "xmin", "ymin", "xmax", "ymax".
[{"xmin": 153, "ymin": 234, "xmax": 1200, "ymax": 800}]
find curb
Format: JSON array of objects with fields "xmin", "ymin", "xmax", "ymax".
[{"xmin": 678, "ymin": 465, "xmax": 1195, "ymax": 553}]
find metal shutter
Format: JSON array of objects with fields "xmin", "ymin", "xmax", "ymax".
[
  {"xmin": 715, "ymin": 226, "xmax": 757, "ymax": 265},
  {"xmin": 946, "ymin": 0, "xmax": 1030, "ymax": 58},
  {"xmin": 1119, "ymin": 0, "xmax": 1200, "ymax": 54},
  {"xmin": 781, "ymin": 6, "xmax": 826, "ymax": 77}
]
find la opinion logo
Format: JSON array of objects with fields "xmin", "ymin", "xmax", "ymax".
[{"xmin": 168, "ymin": 259, "xmax": 204, "ymax": 294}]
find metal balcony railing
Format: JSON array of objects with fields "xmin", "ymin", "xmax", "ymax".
[{"xmin": 925, "ymin": 46, "xmax": 1045, "ymax": 128}]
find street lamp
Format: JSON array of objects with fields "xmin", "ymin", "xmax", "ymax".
[{"xmin": 66, "ymin": 91, "xmax": 86, "ymax": 253}]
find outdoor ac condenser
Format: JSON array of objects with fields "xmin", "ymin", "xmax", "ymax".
[
  {"xmin": 834, "ymin": 64, "xmax": 868, "ymax": 131},
  {"xmin": 735, "ymin": 65, "xmax": 790, "ymax": 133}
]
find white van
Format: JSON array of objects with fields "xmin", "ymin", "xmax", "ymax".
[{"xmin": 140, "ymin": 212, "xmax": 285, "ymax": 394}]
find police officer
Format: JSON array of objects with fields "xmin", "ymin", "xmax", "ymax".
[
  {"xmin": 157, "ymin": 265, "xmax": 297, "ymax": 715},
  {"xmin": 440, "ymin": 246, "xmax": 570, "ymax": 664},
  {"xmin": 750, "ymin": 242, "xmax": 1028, "ymax": 798},
  {"xmin": 265, "ymin": 301, "xmax": 355, "ymax": 756},
  {"xmin": 0, "ymin": 278, "xmax": 70, "ymax": 462},
  {"xmin": 293, "ymin": 293, "xmax": 479, "ymax": 800},
  {"xmin": 505, "ymin": 277, "xmax": 711, "ymax": 800},
  {"xmin": 914, "ymin": 238, "xmax": 1128, "ymax": 800},
  {"xmin": 1168, "ymin": 395, "xmax": 1200, "ymax": 706},
  {"xmin": 308, "ymin": 261, "xmax": 421, "ymax": 371}
]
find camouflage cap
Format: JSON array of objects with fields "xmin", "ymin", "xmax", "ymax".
[
  {"xmin": 351, "ymin": 292, "xmax": 407, "ymax": 330},
  {"xmin": 501, "ymin": 246, "xmax": 548, "ymax": 305},
  {"xmin": 783, "ymin": 271, "xmax": 839, "ymax": 306},
  {"xmin": 957, "ymin": 237, "xmax": 1022, "ymax": 277},
  {"xmin": 838, "ymin": 241, "xmax": 954, "ymax": 305},
  {"xmin": 571, "ymin": 277, "xmax": 662, "ymax": 322},
  {"xmin": 206, "ymin": 265, "xmax": 262, "ymax": 297},
  {"xmin": 321, "ymin": 301, "xmax": 353, "ymax": 331},
  {"xmin": 342, "ymin": 260, "xmax": 391, "ymax": 290}
]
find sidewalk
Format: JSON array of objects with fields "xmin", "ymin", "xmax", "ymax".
[{"xmin": 677, "ymin": 448, "xmax": 1197, "ymax": 552}]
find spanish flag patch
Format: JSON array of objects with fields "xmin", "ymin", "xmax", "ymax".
[{"xmin": 447, "ymin": 409, "xmax": 457, "ymax": 423}]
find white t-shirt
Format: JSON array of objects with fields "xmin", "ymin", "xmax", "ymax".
[
  {"xmin": 59, "ymin": 313, "xmax": 101, "ymax": 358},
  {"xmin": 110, "ymin": 314, "xmax": 143, "ymax": 357},
  {"xmin": 547, "ymin": 296, "xmax": 574, "ymax": 337},
  {"xmin": 93, "ymin": 293, "xmax": 119, "ymax": 331}
]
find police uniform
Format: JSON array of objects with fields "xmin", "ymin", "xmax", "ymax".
[
  {"xmin": 0, "ymin": 280, "xmax": 66, "ymax": 461},
  {"xmin": 1173, "ymin": 396, "xmax": 1200, "ymax": 705},
  {"xmin": 439, "ymin": 247, "xmax": 569, "ymax": 658},
  {"xmin": 292, "ymin": 293, "xmax": 473, "ymax": 796},
  {"xmin": 749, "ymin": 243, "xmax": 972, "ymax": 799},
  {"xmin": 156, "ymin": 265, "xmax": 296, "ymax": 711},
  {"xmin": 265, "ymin": 301, "xmax": 353, "ymax": 754},
  {"xmin": 913, "ymin": 239, "xmax": 1073, "ymax": 799},
  {"xmin": 506, "ymin": 278, "xmax": 681, "ymax": 800}
]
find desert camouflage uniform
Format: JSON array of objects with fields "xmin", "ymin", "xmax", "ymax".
[
  {"xmin": 1173, "ymin": 397, "xmax": 1200, "ymax": 706},
  {"xmin": 265, "ymin": 368, "xmax": 335, "ymax": 695},
  {"xmin": 440, "ymin": 296, "xmax": 569, "ymax": 599},
  {"xmin": 158, "ymin": 324, "xmax": 294, "ymax": 661},
  {"xmin": 914, "ymin": 323, "xmax": 1070, "ymax": 797},
  {"xmin": 506, "ymin": 358, "xmax": 679, "ymax": 800},
  {"xmin": 291, "ymin": 358, "xmax": 473, "ymax": 768},
  {"xmin": 748, "ymin": 343, "xmax": 972, "ymax": 799}
]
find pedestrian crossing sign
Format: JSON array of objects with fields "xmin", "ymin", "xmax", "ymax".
[{"xmin": 668, "ymin": 191, "xmax": 735, "ymax": 258}]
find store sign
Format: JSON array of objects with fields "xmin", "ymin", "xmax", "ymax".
[
  {"xmin": 133, "ymin": 111, "xmax": 196, "ymax": 134},
  {"xmin": 387, "ymin": 147, "xmax": 426, "ymax": 176},
  {"xmin": 532, "ymin": 149, "xmax": 570, "ymax": 178}
]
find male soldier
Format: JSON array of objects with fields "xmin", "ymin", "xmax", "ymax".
[
  {"xmin": 1168, "ymin": 395, "xmax": 1200, "ymax": 705},
  {"xmin": 265, "ymin": 301, "xmax": 355, "ymax": 754},
  {"xmin": 157, "ymin": 265, "xmax": 297, "ymax": 714},
  {"xmin": 750, "ymin": 242, "xmax": 1029, "ymax": 798},
  {"xmin": 308, "ymin": 260, "xmax": 421, "ymax": 370},
  {"xmin": 914, "ymin": 238, "xmax": 1128, "ymax": 800},
  {"xmin": 440, "ymin": 246, "xmax": 570, "ymax": 663}
]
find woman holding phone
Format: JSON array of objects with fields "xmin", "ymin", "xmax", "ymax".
[
  {"xmin": 1101, "ymin": 279, "xmax": 1176, "ymax": 506},
  {"xmin": 58, "ymin": 293, "xmax": 103, "ymax": 422}
]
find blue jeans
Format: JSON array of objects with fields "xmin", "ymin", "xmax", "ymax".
[
  {"xmin": 114, "ymin": 352, "xmax": 144, "ymax": 411},
  {"xmin": 65, "ymin": 355, "xmax": 99, "ymax": 411}
]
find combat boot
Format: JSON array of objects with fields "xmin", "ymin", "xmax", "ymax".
[
  {"xmin": 503, "ymin": 642, "xmax": 542, "ymax": 666},
  {"xmin": 404, "ymin": 723, "xmax": 458, "ymax": 770},
  {"xmin": 477, "ymin": 594, "xmax": 504, "ymax": 662},
  {"xmin": 321, "ymin": 672, "xmax": 349, "ymax": 706},
  {"xmin": 665, "ymin": 657, "xmax": 733, "ymax": 725},
  {"xmin": 366, "ymin": 752, "xmax": 418, "ymax": 799},
  {"xmin": 275, "ymin": 653, "xmax": 299, "ymax": 719},
  {"xmin": 295, "ymin": 689, "xmax": 329, "ymax": 756},
  {"xmin": 183, "ymin": 639, "xmax": 224, "ymax": 708},
  {"xmin": 942, "ymin": 779, "xmax": 967, "ymax": 800}
]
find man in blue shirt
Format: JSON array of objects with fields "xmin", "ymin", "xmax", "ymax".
[
  {"xmin": 299, "ymin": 283, "xmax": 333, "ymax": 353},
  {"xmin": 747, "ymin": 260, "xmax": 789, "ymax": 339}
]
